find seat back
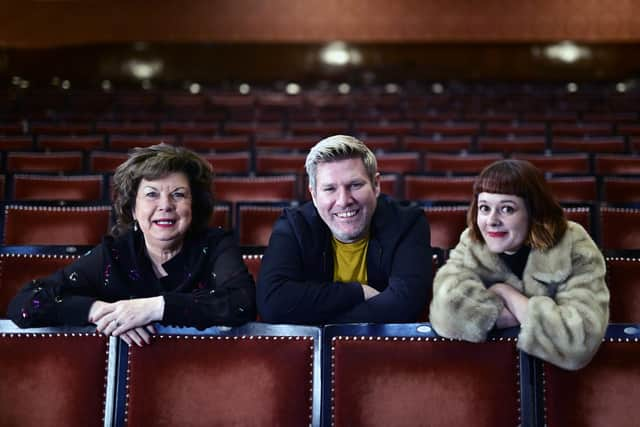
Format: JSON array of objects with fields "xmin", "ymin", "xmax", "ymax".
[
  {"xmin": 325, "ymin": 324, "xmax": 527, "ymax": 427},
  {"xmin": 511, "ymin": 153, "xmax": 591, "ymax": 175},
  {"xmin": 7, "ymin": 151, "xmax": 84, "ymax": 173},
  {"xmin": 114, "ymin": 323, "xmax": 321, "ymax": 427},
  {"xmin": 214, "ymin": 175, "xmax": 298, "ymax": 203},
  {"xmin": 404, "ymin": 176, "xmax": 474, "ymax": 203},
  {"xmin": 237, "ymin": 203, "xmax": 284, "ymax": 247},
  {"xmin": 540, "ymin": 325, "xmax": 640, "ymax": 427},
  {"xmin": 3, "ymin": 204, "xmax": 112, "ymax": 245},
  {"xmin": 606, "ymin": 258, "xmax": 640, "ymax": 322},
  {"xmin": 600, "ymin": 207, "xmax": 640, "ymax": 250},
  {"xmin": 12, "ymin": 174, "xmax": 104, "ymax": 201},
  {"xmin": 0, "ymin": 252, "xmax": 79, "ymax": 314},
  {"xmin": 602, "ymin": 177, "xmax": 640, "ymax": 204},
  {"xmin": 423, "ymin": 205, "xmax": 468, "ymax": 249},
  {"xmin": 0, "ymin": 320, "xmax": 114, "ymax": 427},
  {"xmin": 424, "ymin": 153, "xmax": 503, "ymax": 174}
]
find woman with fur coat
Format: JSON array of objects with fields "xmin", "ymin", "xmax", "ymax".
[{"xmin": 429, "ymin": 159, "xmax": 609, "ymax": 370}]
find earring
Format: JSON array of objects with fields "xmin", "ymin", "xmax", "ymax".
[{"xmin": 133, "ymin": 220, "xmax": 139, "ymax": 232}]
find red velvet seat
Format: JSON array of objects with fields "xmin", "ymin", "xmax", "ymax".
[
  {"xmin": 209, "ymin": 204, "xmax": 231, "ymax": 230},
  {"xmin": 3, "ymin": 204, "xmax": 112, "ymax": 246},
  {"xmin": 376, "ymin": 152, "xmax": 421, "ymax": 174},
  {"xmin": 600, "ymin": 207, "xmax": 640, "ymax": 250},
  {"xmin": 12, "ymin": 174, "xmax": 104, "ymax": 201},
  {"xmin": 0, "ymin": 136, "xmax": 34, "ymax": 151},
  {"xmin": 551, "ymin": 122, "xmax": 613, "ymax": 137},
  {"xmin": 0, "ymin": 253, "xmax": 78, "ymax": 314},
  {"xmin": 289, "ymin": 121, "xmax": 350, "ymax": 136},
  {"xmin": 37, "ymin": 135, "xmax": 105, "ymax": 151},
  {"xmin": 423, "ymin": 153, "xmax": 503, "ymax": 174},
  {"xmin": 552, "ymin": 137, "xmax": 626, "ymax": 153},
  {"xmin": 541, "ymin": 325, "xmax": 640, "ymax": 427},
  {"xmin": 95, "ymin": 121, "xmax": 156, "ymax": 135},
  {"xmin": 159, "ymin": 121, "xmax": 220, "ymax": 136},
  {"xmin": 255, "ymin": 153, "xmax": 307, "ymax": 175},
  {"xmin": 182, "ymin": 135, "xmax": 250, "ymax": 152},
  {"xmin": 476, "ymin": 136, "xmax": 546, "ymax": 154},
  {"xmin": 403, "ymin": 136, "xmax": 472, "ymax": 153},
  {"xmin": 606, "ymin": 258, "xmax": 640, "ymax": 322},
  {"xmin": 418, "ymin": 121, "xmax": 480, "ymax": 137},
  {"xmin": 564, "ymin": 206, "xmax": 593, "ymax": 235},
  {"xmin": 119, "ymin": 324, "xmax": 320, "ymax": 427},
  {"xmin": 594, "ymin": 154, "xmax": 640, "ymax": 175},
  {"xmin": 404, "ymin": 176, "xmax": 474, "ymax": 203},
  {"xmin": 601, "ymin": 177, "xmax": 640, "ymax": 204},
  {"xmin": 30, "ymin": 122, "xmax": 95, "ymax": 135},
  {"xmin": 0, "ymin": 322, "xmax": 111, "ymax": 427},
  {"xmin": 108, "ymin": 135, "xmax": 177, "ymax": 151},
  {"xmin": 237, "ymin": 204, "xmax": 284, "ymax": 246},
  {"xmin": 423, "ymin": 205, "xmax": 468, "ymax": 250},
  {"xmin": 7, "ymin": 151, "xmax": 84, "ymax": 174},
  {"xmin": 255, "ymin": 136, "xmax": 317, "ymax": 151},
  {"xmin": 328, "ymin": 325, "xmax": 522, "ymax": 427},
  {"xmin": 484, "ymin": 121, "xmax": 546, "ymax": 136},
  {"xmin": 201, "ymin": 151, "xmax": 251, "ymax": 175},
  {"xmin": 548, "ymin": 176, "xmax": 598, "ymax": 203},
  {"xmin": 89, "ymin": 151, "xmax": 128, "ymax": 173},
  {"xmin": 511, "ymin": 153, "xmax": 591, "ymax": 175},
  {"xmin": 213, "ymin": 175, "xmax": 298, "ymax": 204}
]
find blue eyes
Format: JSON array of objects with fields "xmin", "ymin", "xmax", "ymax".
[{"xmin": 143, "ymin": 192, "xmax": 187, "ymax": 199}]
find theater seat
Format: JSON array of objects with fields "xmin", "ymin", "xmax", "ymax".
[
  {"xmin": 0, "ymin": 320, "xmax": 113, "ymax": 427},
  {"xmin": 326, "ymin": 324, "xmax": 526, "ymax": 427},
  {"xmin": 606, "ymin": 258, "xmax": 640, "ymax": 322},
  {"xmin": 541, "ymin": 325, "xmax": 640, "ymax": 427},
  {"xmin": 602, "ymin": 177, "xmax": 640, "ymax": 205},
  {"xmin": 3, "ymin": 204, "xmax": 112, "ymax": 246},
  {"xmin": 237, "ymin": 204, "xmax": 284, "ymax": 247},
  {"xmin": 12, "ymin": 174, "xmax": 104, "ymax": 201},
  {"xmin": 423, "ymin": 205, "xmax": 468, "ymax": 249},
  {"xmin": 214, "ymin": 175, "xmax": 298, "ymax": 204},
  {"xmin": 7, "ymin": 152, "xmax": 84, "ymax": 174},
  {"xmin": 0, "ymin": 252, "xmax": 79, "ymax": 315},
  {"xmin": 424, "ymin": 153, "xmax": 503, "ymax": 175},
  {"xmin": 404, "ymin": 176, "xmax": 474, "ymax": 203},
  {"xmin": 114, "ymin": 323, "xmax": 321, "ymax": 427},
  {"xmin": 600, "ymin": 207, "xmax": 640, "ymax": 251}
]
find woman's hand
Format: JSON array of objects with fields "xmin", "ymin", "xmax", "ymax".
[
  {"xmin": 494, "ymin": 306, "xmax": 520, "ymax": 328},
  {"xmin": 488, "ymin": 283, "xmax": 529, "ymax": 324},
  {"xmin": 89, "ymin": 297, "xmax": 165, "ymax": 342}
]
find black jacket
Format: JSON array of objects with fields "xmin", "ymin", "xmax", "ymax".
[
  {"xmin": 257, "ymin": 195, "xmax": 432, "ymax": 324},
  {"xmin": 7, "ymin": 228, "xmax": 256, "ymax": 329}
]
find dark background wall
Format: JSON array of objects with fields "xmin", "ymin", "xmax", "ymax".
[{"xmin": 2, "ymin": 0, "xmax": 640, "ymax": 85}]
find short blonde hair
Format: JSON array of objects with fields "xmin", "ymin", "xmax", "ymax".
[{"xmin": 305, "ymin": 135, "xmax": 377, "ymax": 192}]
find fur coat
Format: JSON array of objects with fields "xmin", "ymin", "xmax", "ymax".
[{"xmin": 429, "ymin": 221, "xmax": 609, "ymax": 370}]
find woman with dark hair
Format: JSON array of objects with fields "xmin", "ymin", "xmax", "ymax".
[
  {"xmin": 8, "ymin": 144, "xmax": 256, "ymax": 345},
  {"xmin": 429, "ymin": 159, "xmax": 609, "ymax": 370}
]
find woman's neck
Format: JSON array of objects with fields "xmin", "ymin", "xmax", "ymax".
[{"xmin": 145, "ymin": 243, "xmax": 182, "ymax": 278}]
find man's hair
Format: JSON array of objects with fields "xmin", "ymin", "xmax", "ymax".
[
  {"xmin": 467, "ymin": 159, "xmax": 567, "ymax": 250},
  {"xmin": 305, "ymin": 135, "xmax": 378, "ymax": 192},
  {"xmin": 111, "ymin": 143, "xmax": 214, "ymax": 237}
]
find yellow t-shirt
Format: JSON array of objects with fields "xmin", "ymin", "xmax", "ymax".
[{"xmin": 332, "ymin": 236, "xmax": 369, "ymax": 284}]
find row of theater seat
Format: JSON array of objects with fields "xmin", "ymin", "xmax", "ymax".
[
  {"xmin": 2, "ymin": 133, "xmax": 640, "ymax": 153},
  {"xmin": 0, "ymin": 251, "xmax": 638, "ymax": 324},
  {"xmin": 1, "ymin": 149, "xmax": 640, "ymax": 175},
  {"xmin": 0, "ymin": 203, "xmax": 638, "ymax": 250},
  {"xmin": 1, "ymin": 319, "xmax": 638, "ymax": 427},
  {"xmin": 1, "ymin": 172, "xmax": 639, "ymax": 206}
]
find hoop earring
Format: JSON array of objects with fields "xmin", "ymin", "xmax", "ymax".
[{"xmin": 133, "ymin": 220, "xmax": 139, "ymax": 232}]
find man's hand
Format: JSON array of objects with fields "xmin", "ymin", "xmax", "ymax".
[{"xmin": 361, "ymin": 284, "xmax": 380, "ymax": 300}]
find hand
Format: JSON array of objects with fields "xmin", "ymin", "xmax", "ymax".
[
  {"xmin": 494, "ymin": 306, "xmax": 520, "ymax": 328},
  {"xmin": 361, "ymin": 284, "xmax": 380, "ymax": 300},
  {"xmin": 488, "ymin": 283, "xmax": 529, "ymax": 324},
  {"xmin": 119, "ymin": 324, "xmax": 157, "ymax": 347},
  {"xmin": 89, "ymin": 296, "xmax": 165, "ymax": 336}
]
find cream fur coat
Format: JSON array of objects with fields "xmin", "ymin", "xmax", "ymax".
[{"xmin": 429, "ymin": 221, "xmax": 609, "ymax": 370}]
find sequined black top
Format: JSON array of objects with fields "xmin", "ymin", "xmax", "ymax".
[{"xmin": 7, "ymin": 228, "xmax": 256, "ymax": 329}]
